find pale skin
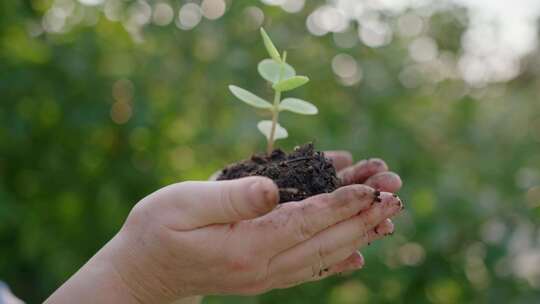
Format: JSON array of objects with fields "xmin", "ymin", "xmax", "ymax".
[{"xmin": 45, "ymin": 152, "xmax": 403, "ymax": 304}]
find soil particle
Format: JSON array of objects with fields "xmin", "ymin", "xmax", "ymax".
[{"xmin": 217, "ymin": 143, "xmax": 340, "ymax": 203}]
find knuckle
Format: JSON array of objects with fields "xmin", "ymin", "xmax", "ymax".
[
  {"xmin": 332, "ymin": 186, "xmax": 356, "ymax": 203},
  {"xmin": 350, "ymin": 184, "xmax": 374, "ymax": 199},
  {"xmin": 330, "ymin": 185, "xmax": 373, "ymax": 215},
  {"xmin": 335, "ymin": 184, "xmax": 372, "ymax": 201},
  {"xmin": 316, "ymin": 191, "xmax": 354, "ymax": 217},
  {"xmin": 125, "ymin": 200, "xmax": 153, "ymax": 230}
]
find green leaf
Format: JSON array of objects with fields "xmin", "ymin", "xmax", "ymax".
[
  {"xmin": 228, "ymin": 85, "xmax": 273, "ymax": 109},
  {"xmin": 257, "ymin": 120, "xmax": 288, "ymax": 140},
  {"xmin": 272, "ymin": 76, "xmax": 309, "ymax": 92},
  {"xmin": 279, "ymin": 98, "xmax": 318, "ymax": 115},
  {"xmin": 257, "ymin": 59, "xmax": 296, "ymax": 84},
  {"xmin": 260, "ymin": 28, "xmax": 281, "ymax": 63}
]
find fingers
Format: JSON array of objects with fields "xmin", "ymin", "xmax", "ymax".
[
  {"xmin": 251, "ymin": 184, "xmax": 377, "ymax": 254},
  {"xmin": 274, "ymin": 252, "xmax": 364, "ymax": 290},
  {"xmin": 324, "ymin": 151, "xmax": 353, "ymax": 171},
  {"xmin": 272, "ymin": 220, "xmax": 392, "ymax": 281},
  {"xmin": 308, "ymin": 219, "xmax": 393, "ymax": 270},
  {"xmin": 364, "ymin": 172, "xmax": 402, "ymax": 193},
  {"xmin": 338, "ymin": 158, "xmax": 389, "ymax": 186},
  {"xmin": 326, "ymin": 251, "xmax": 365, "ymax": 274},
  {"xmin": 267, "ymin": 194, "xmax": 401, "ymax": 276},
  {"xmin": 148, "ymin": 176, "xmax": 279, "ymax": 229}
]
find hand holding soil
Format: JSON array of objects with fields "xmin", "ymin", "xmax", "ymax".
[{"xmin": 45, "ymin": 151, "xmax": 403, "ymax": 304}]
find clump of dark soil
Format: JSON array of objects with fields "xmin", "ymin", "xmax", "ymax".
[{"xmin": 217, "ymin": 143, "xmax": 340, "ymax": 203}]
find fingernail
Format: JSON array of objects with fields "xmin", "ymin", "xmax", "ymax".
[
  {"xmin": 250, "ymin": 179, "xmax": 277, "ymax": 206},
  {"xmin": 379, "ymin": 221, "xmax": 394, "ymax": 235},
  {"xmin": 379, "ymin": 192, "xmax": 402, "ymax": 210}
]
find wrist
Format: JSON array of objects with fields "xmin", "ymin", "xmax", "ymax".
[
  {"xmin": 104, "ymin": 230, "xmax": 169, "ymax": 304},
  {"xmin": 45, "ymin": 232, "xmax": 143, "ymax": 304},
  {"xmin": 107, "ymin": 227, "xmax": 194, "ymax": 303}
]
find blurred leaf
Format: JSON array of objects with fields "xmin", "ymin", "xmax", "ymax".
[
  {"xmin": 228, "ymin": 85, "xmax": 272, "ymax": 109},
  {"xmin": 279, "ymin": 98, "xmax": 318, "ymax": 115},
  {"xmin": 257, "ymin": 120, "xmax": 288, "ymax": 140},
  {"xmin": 260, "ymin": 27, "xmax": 282, "ymax": 63},
  {"xmin": 272, "ymin": 76, "xmax": 309, "ymax": 92},
  {"xmin": 257, "ymin": 59, "xmax": 295, "ymax": 84}
]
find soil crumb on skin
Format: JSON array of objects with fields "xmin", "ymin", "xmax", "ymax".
[{"xmin": 217, "ymin": 143, "xmax": 340, "ymax": 203}]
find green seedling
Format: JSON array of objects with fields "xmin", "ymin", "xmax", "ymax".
[{"xmin": 229, "ymin": 28, "xmax": 318, "ymax": 155}]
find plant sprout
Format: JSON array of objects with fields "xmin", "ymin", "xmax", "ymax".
[{"xmin": 228, "ymin": 28, "xmax": 318, "ymax": 155}]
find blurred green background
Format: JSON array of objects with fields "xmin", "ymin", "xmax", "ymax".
[{"xmin": 1, "ymin": 0, "xmax": 540, "ymax": 303}]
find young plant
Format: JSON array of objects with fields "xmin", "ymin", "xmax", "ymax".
[{"xmin": 228, "ymin": 28, "xmax": 318, "ymax": 155}]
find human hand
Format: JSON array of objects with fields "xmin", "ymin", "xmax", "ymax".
[
  {"xmin": 176, "ymin": 152, "xmax": 404, "ymax": 304},
  {"xmin": 46, "ymin": 154, "xmax": 403, "ymax": 304}
]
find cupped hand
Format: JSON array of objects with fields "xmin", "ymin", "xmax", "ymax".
[
  {"xmin": 111, "ymin": 156, "xmax": 402, "ymax": 302},
  {"xmin": 46, "ymin": 152, "xmax": 403, "ymax": 304}
]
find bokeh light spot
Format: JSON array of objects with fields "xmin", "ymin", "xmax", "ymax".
[
  {"xmin": 281, "ymin": 0, "xmax": 305, "ymax": 13},
  {"xmin": 331, "ymin": 53, "xmax": 362, "ymax": 86},
  {"xmin": 110, "ymin": 101, "xmax": 132, "ymax": 124},
  {"xmin": 201, "ymin": 0, "xmax": 226, "ymax": 20},
  {"xmin": 112, "ymin": 79, "xmax": 134, "ymax": 102},
  {"xmin": 526, "ymin": 186, "xmax": 540, "ymax": 209},
  {"xmin": 243, "ymin": 6, "xmax": 265, "ymax": 31},
  {"xmin": 328, "ymin": 280, "xmax": 370, "ymax": 304},
  {"xmin": 426, "ymin": 279, "xmax": 462, "ymax": 304},
  {"xmin": 397, "ymin": 13, "xmax": 424, "ymax": 37},
  {"xmin": 177, "ymin": 3, "xmax": 202, "ymax": 30},
  {"xmin": 129, "ymin": 127, "xmax": 150, "ymax": 152},
  {"xmin": 359, "ymin": 20, "xmax": 392, "ymax": 48},
  {"xmin": 398, "ymin": 242, "xmax": 426, "ymax": 266},
  {"xmin": 77, "ymin": 0, "xmax": 103, "ymax": 6},
  {"xmin": 153, "ymin": 3, "xmax": 174, "ymax": 26},
  {"xmin": 409, "ymin": 36, "xmax": 438, "ymax": 62}
]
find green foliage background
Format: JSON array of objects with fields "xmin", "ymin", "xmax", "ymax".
[{"xmin": 1, "ymin": 0, "xmax": 540, "ymax": 303}]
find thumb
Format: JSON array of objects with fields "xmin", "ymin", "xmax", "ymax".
[{"xmin": 154, "ymin": 176, "xmax": 279, "ymax": 228}]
